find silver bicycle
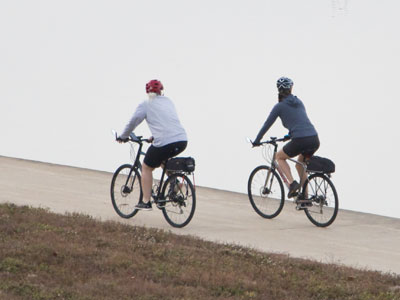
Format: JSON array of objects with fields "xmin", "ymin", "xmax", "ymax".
[{"xmin": 248, "ymin": 136, "xmax": 338, "ymax": 227}]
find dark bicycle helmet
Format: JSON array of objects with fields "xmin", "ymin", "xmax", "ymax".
[
  {"xmin": 276, "ymin": 77, "xmax": 294, "ymax": 91},
  {"xmin": 146, "ymin": 79, "xmax": 164, "ymax": 95}
]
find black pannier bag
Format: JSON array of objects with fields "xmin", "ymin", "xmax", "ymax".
[
  {"xmin": 166, "ymin": 157, "xmax": 195, "ymax": 173},
  {"xmin": 306, "ymin": 156, "xmax": 335, "ymax": 173}
]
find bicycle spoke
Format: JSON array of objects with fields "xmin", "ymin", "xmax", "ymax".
[
  {"xmin": 248, "ymin": 166, "xmax": 285, "ymax": 219},
  {"xmin": 161, "ymin": 174, "xmax": 196, "ymax": 228},
  {"xmin": 304, "ymin": 173, "xmax": 338, "ymax": 227},
  {"xmin": 110, "ymin": 164, "xmax": 142, "ymax": 219}
]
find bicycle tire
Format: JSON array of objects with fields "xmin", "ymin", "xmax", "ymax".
[
  {"xmin": 161, "ymin": 173, "xmax": 196, "ymax": 228},
  {"xmin": 110, "ymin": 164, "xmax": 142, "ymax": 218},
  {"xmin": 247, "ymin": 165, "xmax": 285, "ymax": 219},
  {"xmin": 302, "ymin": 173, "xmax": 338, "ymax": 227}
]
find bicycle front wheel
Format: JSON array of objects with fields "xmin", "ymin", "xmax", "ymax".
[
  {"xmin": 110, "ymin": 164, "xmax": 142, "ymax": 218},
  {"xmin": 161, "ymin": 173, "xmax": 196, "ymax": 228},
  {"xmin": 247, "ymin": 165, "xmax": 285, "ymax": 219},
  {"xmin": 303, "ymin": 173, "xmax": 338, "ymax": 227}
]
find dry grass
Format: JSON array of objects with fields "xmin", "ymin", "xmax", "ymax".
[{"xmin": 0, "ymin": 203, "xmax": 399, "ymax": 300}]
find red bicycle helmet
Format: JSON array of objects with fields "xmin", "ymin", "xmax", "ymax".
[{"xmin": 145, "ymin": 79, "xmax": 164, "ymax": 95}]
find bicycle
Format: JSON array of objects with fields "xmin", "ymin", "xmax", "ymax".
[
  {"xmin": 110, "ymin": 131, "xmax": 196, "ymax": 228},
  {"xmin": 247, "ymin": 136, "xmax": 338, "ymax": 227}
]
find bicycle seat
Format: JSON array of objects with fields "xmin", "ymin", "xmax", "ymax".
[
  {"xmin": 301, "ymin": 148, "xmax": 318, "ymax": 160},
  {"xmin": 303, "ymin": 153, "xmax": 313, "ymax": 161}
]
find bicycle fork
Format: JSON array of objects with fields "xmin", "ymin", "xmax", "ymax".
[
  {"xmin": 262, "ymin": 162, "xmax": 281, "ymax": 195},
  {"xmin": 123, "ymin": 168, "xmax": 137, "ymax": 194}
]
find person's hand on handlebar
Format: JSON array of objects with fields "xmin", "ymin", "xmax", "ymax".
[
  {"xmin": 252, "ymin": 141, "xmax": 262, "ymax": 147},
  {"xmin": 283, "ymin": 134, "xmax": 291, "ymax": 141},
  {"xmin": 116, "ymin": 136, "xmax": 129, "ymax": 143},
  {"xmin": 148, "ymin": 136, "xmax": 154, "ymax": 143}
]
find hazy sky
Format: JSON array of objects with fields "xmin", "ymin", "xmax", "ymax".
[{"xmin": 1, "ymin": 0, "xmax": 399, "ymax": 218}]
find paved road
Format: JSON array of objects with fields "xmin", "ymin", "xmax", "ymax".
[{"xmin": 1, "ymin": 156, "xmax": 399, "ymax": 274}]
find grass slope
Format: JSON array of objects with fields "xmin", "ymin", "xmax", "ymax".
[{"xmin": 0, "ymin": 203, "xmax": 399, "ymax": 300}]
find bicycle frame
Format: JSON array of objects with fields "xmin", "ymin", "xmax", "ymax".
[
  {"xmin": 249, "ymin": 136, "xmax": 338, "ymax": 226},
  {"xmin": 112, "ymin": 132, "xmax": 197, "ymax": 228},
  {"xmin": 275, "ymin": 157, "xmax": 308, "ymax": 188},
  {"xmin": 262, "ymin": 139, "xmax": 308, "ymax": 190},
  {"xmin": 123, "ymin": 135, "xmax": 178, "ymax": 203}
]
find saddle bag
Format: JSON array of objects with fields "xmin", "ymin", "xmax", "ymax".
[
  {"xmin": 166, "ymin": 157, "xmax": 195, "ymax": 173},
  {"xmin": 306, "ymin": 156, "xmax": 335, "ymax": 173}
]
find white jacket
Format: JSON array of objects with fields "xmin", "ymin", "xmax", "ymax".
[{"xmin": 120, "ymin": 96, "xmax": 187, "ymax": 147}]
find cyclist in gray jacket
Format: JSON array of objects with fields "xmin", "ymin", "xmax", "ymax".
[
  {"xmin": 117, "ymin": 80, "xmax": 187, "ymax": 211},
  {"xmin": 253, "ymin": 77, "xmax": 319, "ymax": 198}
]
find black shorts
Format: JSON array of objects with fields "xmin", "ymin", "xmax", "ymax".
[
  {"xmin": 283, "ymin": 135, "xmax": 320, "ymax": 158},
  {"xmin": 144, "ymin": 141, "xmax": 187, "ymax": 168}
]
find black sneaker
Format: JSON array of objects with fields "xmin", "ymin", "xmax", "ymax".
[
  {"xmin": 287, "ymin": 181, "xmax": 300, "ymax": 198},
  {"xmin": 135, "ymin": 201, "xmax": 152, "ymax": 211}
]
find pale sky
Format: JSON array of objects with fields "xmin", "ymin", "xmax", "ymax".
[{"xmin": 1, "ymin": 0, "xmax": 399, "ymax": 218}]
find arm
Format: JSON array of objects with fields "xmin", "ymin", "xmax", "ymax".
[
  {"xmin": 253, "ymin": 104, "xmax": 280, "ymax": 144},
  {"xmin": 119, "ymin": 102, "xmax": 147, "ymax": 139}
]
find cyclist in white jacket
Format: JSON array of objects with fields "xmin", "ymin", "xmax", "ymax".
[{"xmin": 117, "ymin": 80, "xmax": 187, "ymax": 210}]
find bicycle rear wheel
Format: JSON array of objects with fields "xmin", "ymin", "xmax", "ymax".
[
  {"xmin": 110, "ymin": 164, "xmax": 142, "ymax": 218},
  {"xmin": 247, "ymin": 165, "xmax": 285, "ymax": 219},
  {"xmin": 161, "ymin": 173, "xmax": 196, "ymax": 228},
  {"xmin": 302, "ymin": 173, "xmax": 338, "ymax": 227}
]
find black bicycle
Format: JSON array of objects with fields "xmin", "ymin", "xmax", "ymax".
[
  {"xmin": 110, "ymin": 132, "xmax": 196, "ymax": 228},
  {"xmin": 248, "ymin": 136, "xmax": 338, "ymax": 227}
]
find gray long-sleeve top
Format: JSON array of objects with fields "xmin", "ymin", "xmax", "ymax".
[
  {"xmin": 120, "ymin": 96, "xmax": 187, "ymax": 147},
  {"xmin": 254, "ymin": 94, "xmax": 317, "ymax": 144}
]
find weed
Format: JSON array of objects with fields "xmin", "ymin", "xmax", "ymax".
[{"xmin": 0, "ymin": 203, "xmax": 399, "ymax": 300}]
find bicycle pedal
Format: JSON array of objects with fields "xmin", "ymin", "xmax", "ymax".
[
  {"xmin": 295, "ymin": 202, "xmax": 312, "ymax": 210},
  {"xmin": 155, "ymin": 199, "xmax": 167, "ymax": 208}
]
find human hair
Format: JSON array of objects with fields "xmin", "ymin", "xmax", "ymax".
[{"xmin": 278, "ymin": 88, "xmax": 292, "ymax": 102}]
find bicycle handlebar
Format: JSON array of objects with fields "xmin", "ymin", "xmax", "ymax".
[
  {"xmin": 264, "ymin": 136, "xmax": 290, "ymax": 144},
  {"xmin": 128, "ymin": 133, "xmax": 152, "ymax": 144},
  {"xmin": 252, "ymin": 135, "xmax": 291, "ymax": 146},
  {"xmin": 112, "ymin": 130, "xmax": 152, "ymax": 144}
]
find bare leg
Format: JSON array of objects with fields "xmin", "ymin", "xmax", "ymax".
[
  {"xmin": 296, "ymin": 154, "xmax": 310, "ymax": 200},
  {"xmin": 141, "ymin": 163, "xmax": 154, "ymax": 203},
  {"xmin": 276, "ymin": 149, "xmax": 294, "ymax": 184},
  {"xmin": 296, "ymin": 154, "xmax": 307, "ymax": 186}
]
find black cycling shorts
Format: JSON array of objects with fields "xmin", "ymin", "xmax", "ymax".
[
  {"xmin": 283, "ymin": 135, "xmax": 320, "ymax": 158},
  {"xmin": 144, "ymin": 141, "xmax": 187, "ymax": 168}
]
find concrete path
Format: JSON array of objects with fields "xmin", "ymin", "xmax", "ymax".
[{"xmin": 1, "ymin": 156, "xmax": 399, "ymax": 274}]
